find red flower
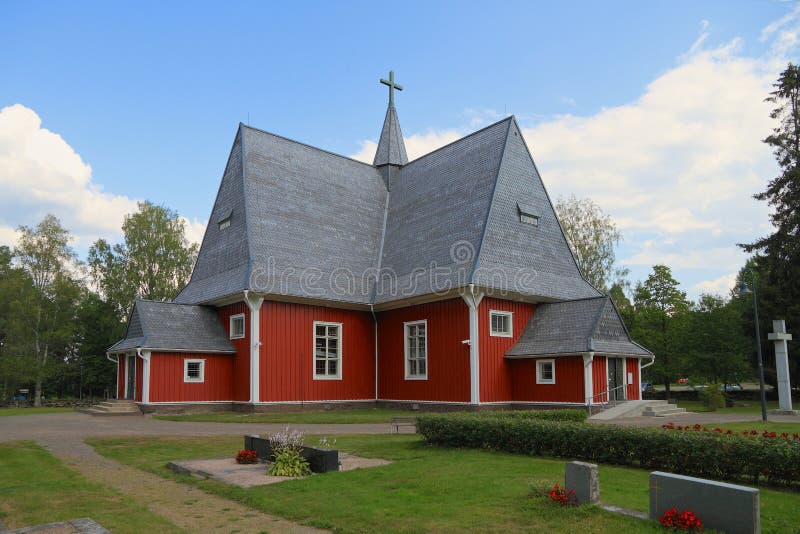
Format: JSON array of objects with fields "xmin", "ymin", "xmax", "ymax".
[
  {"xmin": 660, "ymin": 507, "xmax": 703, "ymax": 531},
  {"xmin": 235, "ymin": 449, "xmax": 259, "ymax": 464}
]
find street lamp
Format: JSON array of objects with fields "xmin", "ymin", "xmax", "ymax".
[{"xmin": 737, "ymin": 271, "xmax": 768, "ymax": 422}]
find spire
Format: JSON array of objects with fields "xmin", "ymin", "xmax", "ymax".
[{"xmin": 374, "ymin": 70, "xmax": 408, "ymax": 167}]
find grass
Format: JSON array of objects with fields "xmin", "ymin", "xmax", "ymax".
[
  {"xmin": 677, "ymin": 399, "xmax": 784, "ymax": 414},
  {"xmin": 153, "ymin": 407, "xmax": 418, "ymax": 424},
  {"xmin": 88, "ymin": 433, "xmax": 800, "ymax": 533},
  {"xmin": 0, "ymin": 441, "xmax": 182, "ymax": 533},
  {"xmin": 0, "ymin": 407, "xmax": 75, "ymax": 416}
]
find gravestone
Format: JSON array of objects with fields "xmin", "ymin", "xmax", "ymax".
[
  {"xmin": 650, "ymin": 472, "xmax": 760, "ymax": 534},
  {"xmin": 767, "ymin": 320, "xmax": 796, "ymax": 414},
  {"xmin": 565, "ymin": 461, "xmax": 599, "ymax": 504}
]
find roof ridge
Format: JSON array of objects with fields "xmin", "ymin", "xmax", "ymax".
[
  {"xmin": 470, "ymin": 119, "xmax": 514, "ymax": 283},
  {"xmin": 402, "ymin": 116, "xmax": 515, "ymax": 169},
  {"xmin": 240, "ymin": 124, "xmax": 379, "ymax": 169}
]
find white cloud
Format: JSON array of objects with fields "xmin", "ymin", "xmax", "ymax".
[
  {"xmin": 0, "ymin": 104, "xmax": 138, "ymax": 248},
  {"xmin": 693, "ymin": 272, "xmax": 738, "ymax": 296},
  {"xmin": 518, "ymin": 30, "xmax": 784, "ymax": 283},
  {"xmin": 0, "ymin": 104, "xmax": 208, "ymax": 254},
  {"xmin": 181, "ymin": 217, "xmax": 207, "ymax": 247}
]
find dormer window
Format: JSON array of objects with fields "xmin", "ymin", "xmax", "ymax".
[
  {"xmin": 218, "ymin": 209, "xmax": 233, "ymax": 231},
  {"xmin": 517, "ymin": 202, "xmax": 539, "ymax": 227}
]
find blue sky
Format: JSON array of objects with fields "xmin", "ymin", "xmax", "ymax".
[{"xmin": 1, "ymin": 1, "xmax": 796, "ymax": 299}]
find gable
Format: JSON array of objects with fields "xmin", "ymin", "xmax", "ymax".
[
  {"xmin": 175, "ymin": 127, "xmax": 249, "ymax": 304},
  {"xmin": 376, "ymin": 119, "xmax": 512, "ymax": 303},
  {"xmin": 242, "ymin": 126, "xmax": 387, "ymax": 305},
  {"xmin": 473, "ymin": 119, "xmax": 599, "ymax": 301}
]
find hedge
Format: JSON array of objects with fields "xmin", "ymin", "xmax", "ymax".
[
  {"xmin": 466, "ymin": 409, "xmax": 588, "ymax": 423},
  {"xmin": 416, "ymin": 414, "xmax": 800, "ymax": 488}
]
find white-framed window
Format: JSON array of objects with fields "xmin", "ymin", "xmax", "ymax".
[
  {"xmin": 489, "ymin": 310, "xmax": 513, "ymax": 337},
  {"xmin": 404, "ymin": 320, "xmax": 428, "ymax": 380},
  {"xmin": 184, "ymin": 359, "xmax": 205, "ymax": 383},
  {"xmin": 230, "ymin": 313, "xmax": 245, "ymax": 339},
  {"xmin": 314, "ymin": 321, "xmax": 342, "ymax": 379},
  {"xmin": 536, "ymin": 359, "xmax": 555, "ymax": 385}
]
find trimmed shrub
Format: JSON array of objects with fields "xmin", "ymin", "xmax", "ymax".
[
  {"xmin": 416, "ymin": 413, "xmax": 800, "ymax": 488},
  {"xmin": 699, "ymin": 385, "xmax": 726, "ymax": 411}
]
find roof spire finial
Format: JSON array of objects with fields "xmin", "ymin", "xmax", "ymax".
[{"xmin": 380, "ymin": 70, "xmax": 403, "ymax": 108}]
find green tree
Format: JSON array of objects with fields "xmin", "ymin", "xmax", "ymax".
[
  {"xmin": 740, "ymin": 63, "xmax": 800, "ymax": 382},
  {"xmin": 73, "ymin": 292, "xmax": 126, "ymax": 398},
  {"xmin": 13, "ymin": 215, "xmax": 82, "ymax": 406},
  {"xmin": 0, "ymin": 246, "xmax": 36, "ymax": 399},
  {"xmin": 88, "ymin": 201, "xmax": 199, "ymax": 318},
  {"xmin": 632, "ymin": 265, "xmax": 691, "ymax": 400},
  {"xmin": 684, "ymin": 294, "xmax": 751, "ymax": 385},
  {"xmin": 555, "ymin": 194, "xmax": 625, "ymax": 291}
]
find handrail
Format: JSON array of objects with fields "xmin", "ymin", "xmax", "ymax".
[{"xmin": 586, "ymin": 384, "xmax": 628, "ymax": 414}]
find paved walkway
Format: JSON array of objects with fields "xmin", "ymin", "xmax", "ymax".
[
  {"xmin": 592, "ymin": 411, "xmax": 800, "ymax": 427},
  {"xmin": 1, "ymin": 413, "xmax": 390, "ymax": 534}
]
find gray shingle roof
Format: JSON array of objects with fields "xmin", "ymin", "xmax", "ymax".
[
  {"xmin": 108, "ymin": 299, "xmax": 235, "ymax": 353},
  {"xmin": 374, "ymin": 106, "xmax": 408, "ymax": 166},
  {"xmin": 505, "ymin": 296, "xmax": 653, "ymax": 358},
  {"xmin": 174, "ymin": 110, "xmax": 600, "ymax": 306}
]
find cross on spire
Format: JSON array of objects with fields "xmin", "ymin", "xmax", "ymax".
[{"xmin": 380, "ymin": 70, "xmax": 403, "ymax": 108}]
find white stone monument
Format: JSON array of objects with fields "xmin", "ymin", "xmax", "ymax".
[{"xmin": 767, "ymin": 320, "xmax": 796, "ymax": 415}]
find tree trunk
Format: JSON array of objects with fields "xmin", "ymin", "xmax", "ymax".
[
  {"xmin": 34, "ymin": 380, "xmax": 42, "ymax": 407},
  {"xmin": 664, "ymin": 381, "xmax": 671, "ymax": 401}
]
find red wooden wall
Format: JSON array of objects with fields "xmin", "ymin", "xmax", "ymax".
[
  {"xmin": 478, "ymin": 297, "xmax": 535, "ymax": 403},
  {"xmin": 592, "ymin": 356, "xmax": 607, "ymax": 403},
  {"xmin": 626, "ymin": 358, "xmax": 640, "ymax": 400},
  {"xmin": 377, "ymin": 298, "xmax": 470, "ymax": 403},
  {"xmin": 218, "ymin": 302, "xmax": 250, "ymax": 402},
  {"xmin": 260, "ymin": 301, "xmax": 375, "ymax": 402},
  {"xmin": 148, "ymin": 352, "xmax": 234, "ymax": 402},
  {"xmin": 510, "ymin": 356, "xmax": 584, "ymax": 403}
]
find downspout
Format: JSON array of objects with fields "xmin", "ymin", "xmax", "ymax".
[
  {"xmin": 136, "ymin": 348, "xmax": 151, "ymax": 404},
  {"xmin": 369, "ymin": 304, "xmax": 378, "ymax": 402},
  {"xmin": 640, "ymin": 356, "xmax": 655, "ymax": 370},
  {"xmin": 462, "ymin": 283, "xmax": 483, "ymax": 406}
]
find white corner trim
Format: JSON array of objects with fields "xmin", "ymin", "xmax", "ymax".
[
  {"xmin": 582, "ymin": 352, "xmax": 594, "ymax": 405},
  {"xmin": 461, "ymin": 287, "xmax": 484, "ymax": 404},
  {"xmin": 137, "ymin": 349, "xmax": 151, "ymax": 404},
  {"xmin": 244, "ymin": 292, "xmax": 264, "ymax": 403}
]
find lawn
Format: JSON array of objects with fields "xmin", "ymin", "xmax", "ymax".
[
  {"xmin": 0, "ymin": 441, "xmax": 182, "ymax": 533},
  {"xmin": 677, "ymin": 399, "xmax": 783, "ymax": 414},
  {"xmin": 0, "ymin": 407, "xmax": 75, "ymax": 416},
  {"xmin": 154, "ymin": 407, "xmax": 418, "ymax": 424},
  {"xmin": 88, "ymin": 434, "xmax": 800, "ymax": 533}
]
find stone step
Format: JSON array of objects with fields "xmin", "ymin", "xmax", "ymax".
[
  {"xmin": 642, "ymin": 404, "xmax": 687, "ymax": 417},
  {"xmin": 78, "ymin": 399, "xmax": 141, "ymax": 416}
]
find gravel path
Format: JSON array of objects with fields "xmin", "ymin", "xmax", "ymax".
[{"xmin": 1, "ymin": 412, "xmax": 392, "ymax": 534}]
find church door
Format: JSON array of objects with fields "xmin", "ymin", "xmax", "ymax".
[
  {"xmin": 125, "ymin": 355, "xmax": 136, "ymax": 400},
  {"xmin": 608, "ymin": 357, "xmax": 626, "ymax": 402}
]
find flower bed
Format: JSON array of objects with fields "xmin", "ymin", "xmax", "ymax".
[
  {"xmin": 243, "ymin": 435, "xmax": 339, "ymax": 473},
  {"xmin": 662, "ymin": 422, "xmax": 799, "ymax": 440},
  {"xmin": 416, "ymin": 413, "xmax": 800, "ymax": 487}
]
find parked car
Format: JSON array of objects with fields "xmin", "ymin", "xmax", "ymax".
[
  {"xmin": 677, "ymin": 378, "xmax": 689, "ymax": 384},
  {"xmin": 722, "ymin": 383, "xmax": 743, "ymax": 392},
  {"xmin": 641, "ymin": 381, "xmax": 654, "ymax": 393},
  {"xmin": 692, "ymin": 385, "xmax": 708, "ymax": 391}
]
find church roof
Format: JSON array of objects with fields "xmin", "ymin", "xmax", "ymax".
[
  {"xmin": 108, "ymin": 299, "xmax": 235, "ymax": 353},
  {"xmin": 505, "ymin": 296, "xmax": 653, "ymax": 358},
  {"xmin": 174, "ymin": 106, "xmax": 600, "ymax": 307}
]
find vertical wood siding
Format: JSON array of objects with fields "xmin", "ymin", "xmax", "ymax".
[
  {"xmin": 378, "ymin": 298, "xmax": 470, "ymax": 402},
  {"xmin": 135, "ymin": 355, "xmax": 143, "ymax": 401},
  {"xmin": 592, "ymin": 356, "xmax": 607, "ymax": 402},
  {"xmin": 148, "ymin": 352, "xmax": 234, "ymax": 402},
  {"xmin": 626, "ymin": 358, "xmax": 640, "ymax": 400},
  {"xmin": 510, "ymin": 356, "xmax": 584, "ymax": 402},
  {"xmin": 218, "ymin": 302, "xmax": 250, "ymax": 401},
  {"xmin": 478, "ymin": 297, "xmax": 535, "ymax": 402},
  {"xmin": 260, "ymin": 301, "xmax": 375, "ymax": 402}
]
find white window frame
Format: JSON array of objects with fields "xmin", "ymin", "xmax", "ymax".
[
  {"xmin": 229, "ymin": 313, "xmax": 245, "ymax": 339},
  {"xmin": 313, "ymin": 321, "xmax": 342, "ymax": 380},
  {"xmin": 184, "ymin": 359, "xmax": 205, "ymax": 383},
  {"xmin": 489, "ymin": 310, "xmax": 513, "ymax": 337},
  {"xmin": 404, "ymin": 319, "xmax": 428, "ymax": 380},
  {"xmin": 536, "ymin": 359, "xmax": 555, "ymax": 385}
]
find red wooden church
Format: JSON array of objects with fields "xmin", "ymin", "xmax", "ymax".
[{"xmin": 109, "ymin": 73, "xmax": 653, "ymax": 412}]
